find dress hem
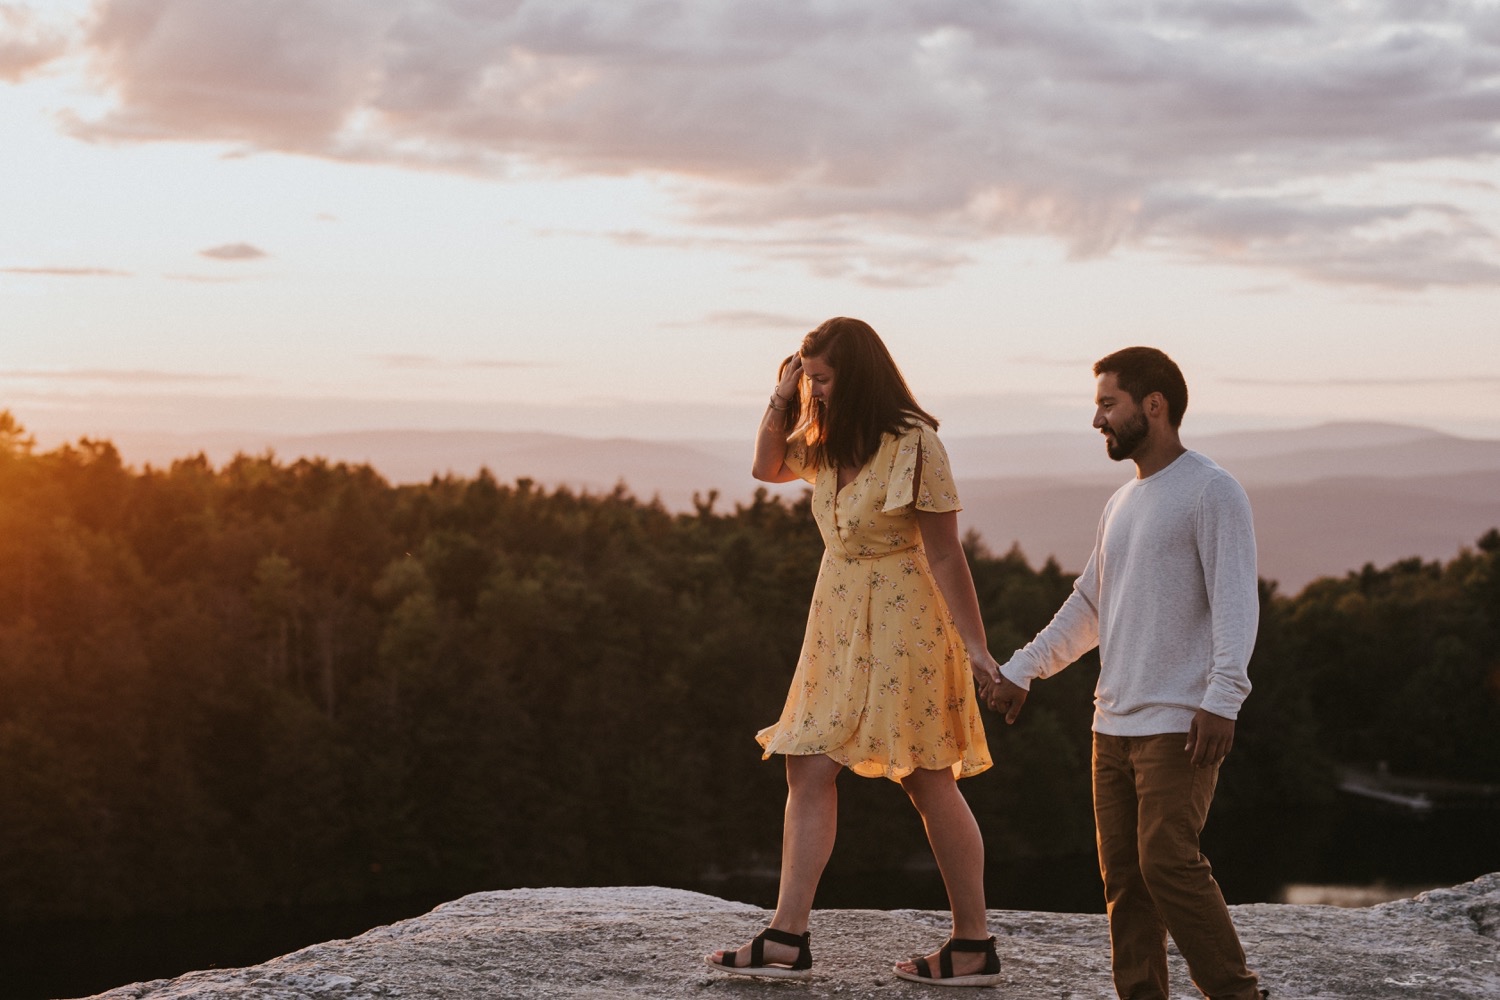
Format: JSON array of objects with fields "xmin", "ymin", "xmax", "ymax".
[{"xmin": 756, "ymin": 739, "xmax": 993, "ymax": 783}]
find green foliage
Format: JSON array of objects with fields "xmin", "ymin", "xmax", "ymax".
[
  {"xmin": 0, "ymin": 409, "xmax": 1495, "ymax": 921},
  {"xmin": 1276, "ymin": 539, "xmax": 1500, "ymax": 780}
]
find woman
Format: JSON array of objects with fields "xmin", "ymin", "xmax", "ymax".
[{"xmin": 705, "ymin": 317, "xmax": 1005, "ymax": 988}]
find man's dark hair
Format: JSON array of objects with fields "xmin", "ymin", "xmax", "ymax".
[{"xmin": 1093, "ymin": 347, "xmax": 1188, "ymax": 428}]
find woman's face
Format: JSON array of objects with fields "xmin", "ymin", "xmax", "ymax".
[{"xmin": 800, "ymin": 353, "xmax": 835, "ymax": 406}]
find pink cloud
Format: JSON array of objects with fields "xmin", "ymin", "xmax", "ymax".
[
  {"xmin": 77, "ymin": 0, "xmax": 387, "ymax": 147},
  {"xmin": 0, "ymin": 3, "xmax": 69, "ymax": 82},
  {"xmin": 199, "ymin": 242, "xmax": 267, "ymax": 260},
  {"xmin": 1, "ymin": 266, "xmax": 132, "ymax": 277},
  {"xmin": 372, "ymin": 354, "xmax": 540, "ymax": 371},
  {"xmin": 57, "ymin": 0, "xmax": 1500, "ymax": 288},
  {"xmin": 0, "ymin": 368, "xmax": 242, "ymax": 384}
]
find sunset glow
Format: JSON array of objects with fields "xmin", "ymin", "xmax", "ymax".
[{"xmin": 4, "ymin": 0, "xmax": 1499, "ymax": 449}]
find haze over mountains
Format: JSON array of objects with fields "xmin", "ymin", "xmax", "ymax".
[{"xmin": 103, "ymin": 421, "xmax": 1500, "ymax": 594}]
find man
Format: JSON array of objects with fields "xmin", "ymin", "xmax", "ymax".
[{"xmin": 986, "ymin": 347, "xmax": 1266, "ymax": 1000}]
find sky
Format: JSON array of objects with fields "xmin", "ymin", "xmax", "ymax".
[{"xmin": 4, "ymin": 0, "xmax": 1500, "ymax": 450}]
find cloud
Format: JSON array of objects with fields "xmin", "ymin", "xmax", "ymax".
[
  {"xmin": 1135, "ymin": 193, "xmax": 1500, "ymax": 289},
  {"xmin": 164, "ymin": 273, "xmax": 254, "ymax": 283},
  {"xmin": 603, "ymin": 226, "xmax": 973, "ymax": 288},
  {"xmin": 75, "ymin": 0, "xmax": 389, "ymax": 148},
  {"xmin": 0, "ymin": 3, "xmax": 70, "ymax": 81},
  {"xmin": 1224, "ymin": 374, "xmax": 1500, "ymax": 389},
  {"xmin": 60, "ymin": 0, "xmax": 1500, "ymax": 287},
  {"xmin": 1149, "ymin": 0, "xmax": 1314, "ymax": 31},
  {"xmin": 662, "ymin": 311, "xmax": 814, "ymax": 331},
  {"xmin": 372, "ymin": 354, "xmax": 540, "ymax": 370},
  {"xmin": 199, "ymin": 242, "xmax": 267, "ymax": 260},
  {"xmin": 460, "ymin": 358, "xmax": 540, "ymax": 370},
  {"xmin": 0, "ymin": 368, "xmax": 243, "ymax": 384},
  {"xmin": 1, "ymin": 265, "xmax": 131, "ymax": 277}
]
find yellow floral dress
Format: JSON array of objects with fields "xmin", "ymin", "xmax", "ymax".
[{"xmin": 756, "ymin": 423, "xmax": 992, "ymax": 781}]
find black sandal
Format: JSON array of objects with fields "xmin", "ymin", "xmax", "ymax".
[
  {"xmin": 892, "ymin": 935, "xmax": 1002, "ymax": 988},
  {"xmin": 705, "ymin": 926, "xmax": 813, "ymax": 979}
]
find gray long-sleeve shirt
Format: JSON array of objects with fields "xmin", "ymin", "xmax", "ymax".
[{"xmin": 999, "ymin": 450, "xmax": 1259, "ymax": 736}]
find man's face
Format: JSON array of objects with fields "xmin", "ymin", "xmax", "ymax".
[{"xmin": 1093, "ymin": 372, "xmax": 1149, "ymax": 462}]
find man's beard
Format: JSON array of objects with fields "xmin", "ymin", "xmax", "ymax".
[{"xmin": 1104, "ymin": 410, "xmax": 1149, "ymax": 461}]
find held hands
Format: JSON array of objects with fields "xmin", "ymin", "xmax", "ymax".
[
  {"xmin": 969, "ymin": 648, "xmax": 1003, "ymax": 702},
  {"xmin": 972, "ymin": 650, "xmax": 1027, "ymax": 725},
  {"xmin": 1185, "ymin": 709, "xmax": 1235, "ymax": 768},
  {"xmin": 986, "ymin": 673, "xmax": 1029, "ymax": 725}
]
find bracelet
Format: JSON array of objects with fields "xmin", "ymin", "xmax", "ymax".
[{"xmin": 768, "ymin": 390, "xmax": 792, "ymax": 410}]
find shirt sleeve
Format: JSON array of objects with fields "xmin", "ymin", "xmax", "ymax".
[
  {"xmin": 882, "ymin": 424, "xmax": 962, "ymax": 513},
  {"xmin": 781, "ymin": 435, "xmax": 818, "ymax": 485},
  {"xmin": 1197, "ymin": 473, "xmax": 1259, "ymax": 719},
  {"xmin": 1000, "ymin": 543, "xmax": 1103, "ymax": 690}
]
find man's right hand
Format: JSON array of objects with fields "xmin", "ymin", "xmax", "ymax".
[{"xmin": 987, "ymin": 674, "xmax": 1029, "ymax": 725}]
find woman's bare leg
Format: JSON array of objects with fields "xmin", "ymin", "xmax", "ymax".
[
  {"xmin": 894, "ymin": 766, "xmax": 991, "ymax": 977},
  {"xmin": 707, "ymin": 753, "xmax": 842, "ymax": 967}
]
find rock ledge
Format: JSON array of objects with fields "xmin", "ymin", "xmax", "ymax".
[{"xmin": 83, "ymin": 874, "xmax": 1500, "ymax": 999}]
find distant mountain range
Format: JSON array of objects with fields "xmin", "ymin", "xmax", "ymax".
[{"xmin": 103, "ymin": 421, "xmax": 1500, "ymax": 594}]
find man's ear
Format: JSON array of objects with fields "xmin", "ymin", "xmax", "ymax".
[{"xmin": 1146, "ymin": 391, "xmax": 1164, "ymax": 419}]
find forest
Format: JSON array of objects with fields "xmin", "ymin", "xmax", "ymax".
[{"xmin": 1, "ymin": 408, "xmax": 1497, "ymax": 926}]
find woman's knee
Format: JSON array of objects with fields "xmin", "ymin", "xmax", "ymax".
[
  {"xmin": 899, "ymin": 765, "xmax": 956, "ymax": 806},
  {"xmin": 786, "ymin": 753, "xmax": 843, "ymax": 790}
]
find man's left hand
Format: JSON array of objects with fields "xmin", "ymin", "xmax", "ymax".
[{"xmin": 1185, "ymin": 709, "xmax": 1235, "ymax": 768}]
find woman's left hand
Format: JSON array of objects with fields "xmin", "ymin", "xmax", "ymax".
[{"xmin": 968, "ymin": 647, "xmax": 1003, "ymax": 699}]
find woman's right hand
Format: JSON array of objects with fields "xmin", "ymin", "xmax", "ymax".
[
  {"xmin": 774, "ymin": 353, "xmax": 803, "ymax": 405},
  {"xmin": 754, "ymin": 351, "xmax": 806, "ymax": 482}
]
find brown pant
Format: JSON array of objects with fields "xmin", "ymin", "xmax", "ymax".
[{"xmin": 1093, "ymin": 732, "xmax": 1261, "ymax": 1000}]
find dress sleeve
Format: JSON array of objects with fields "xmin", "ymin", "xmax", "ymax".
[
  {"xmin": 782, "ymin": 435, "xmax": 818, "ymax": 485},
  {"xmin": 882, "ymin": 424, "xmax": 962, "ymax": 513}
]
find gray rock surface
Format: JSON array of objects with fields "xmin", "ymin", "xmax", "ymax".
[{"xmin": 79, "ymin": 874, "xmax": 1500, "ymax": 1000}]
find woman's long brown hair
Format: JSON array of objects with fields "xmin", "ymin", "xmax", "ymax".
[{"xmin": 790, "ymin": 317, "xmax": 938, "ymax": 472}]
